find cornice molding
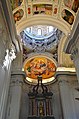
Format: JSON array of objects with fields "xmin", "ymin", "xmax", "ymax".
[
  {"xmin": 55, "ymin": 71, "xmax": 76, "ymax": 79},
  {"xmin": 11, "ymin": 70, "xmax": 26, "ymax": 78}
]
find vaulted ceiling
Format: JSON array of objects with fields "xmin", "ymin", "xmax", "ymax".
[{"xmin": 10, "ymin": 0, "xmax": 79, "ymax": 83}]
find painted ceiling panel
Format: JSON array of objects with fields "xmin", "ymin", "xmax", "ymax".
[
  {"xmin": 23, "ymin": 57, "xmax": 56, "ymax": 80},
  {"xmin": 10, "ymin": 0, "xmax": 77, "ymax": 83}
]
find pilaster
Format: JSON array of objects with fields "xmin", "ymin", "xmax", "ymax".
[
  {"xmin": 55, "ymin": 71, "xmax": 77, "ymax": 119},
  {"xmin": 6, "ymin": 70, "xmax": 26, "ymax": 119}
]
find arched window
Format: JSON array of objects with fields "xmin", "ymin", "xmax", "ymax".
[{"xmin": 38, "ymin": 28, "xmax": 42, "ymax": 36}]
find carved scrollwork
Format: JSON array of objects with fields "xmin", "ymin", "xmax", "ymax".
[{"xmin": 3, "ymin": 48, "xmax": 16, "ymax": 69}]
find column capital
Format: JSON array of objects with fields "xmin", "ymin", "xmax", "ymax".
[
  {"xmin": 11, "ymin": 70, "xmax": 26, "ymax": 85},
  {"xmin": 55, "ymin": 71, "xmax": 76, "ymax": 78}
]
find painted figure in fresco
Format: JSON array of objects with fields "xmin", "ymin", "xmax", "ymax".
[
  {"xmin": 14, "ymin": 11, "xmax": 20, "ymax": 23},
  {"xmin": 64, "ymin": 0, "xmax": 79, "ymax": 12},
  {"xmin": 62, "ymin": 9, "xmax": 74, "ymax": 25},
  {"xmin": 25, "ymin": 58, "xmax": 56, "ymax": 79},
  {"xmin": 72, "ymin": 0, "xmax": 79, "ymax": 12},
  {"xmin": 33, "ymin": 4, "xmax": 52, "ymax": 15},
  {"xmin": 64, "ymin": 0, "xmax": 73, "ymax": 9},
  {"xmin": 13, "ymin": 9, "xmax": 24, "ymax": 23}
]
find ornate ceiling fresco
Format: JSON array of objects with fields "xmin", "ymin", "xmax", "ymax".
[
  {"xmin": 10, "ymin": 0, "xmax": 79, "ymax": 83},
  {"xmin": 33, "ymin": 4, "xmax": 52, "ymax": 15},
  {"xmin": 11, "ymin": 0, "xmax": 79, "ymax": 25},
  {"xmin": 23, "ymin": 57, "xmax": 56, "ymax": 82},
  {"xmin": 24, "ymin": 56, "xmax": 57, "ymax": 83},
  {"xmin": 20, "ymin": 26, "xmax": 63, "ymax": 62}
]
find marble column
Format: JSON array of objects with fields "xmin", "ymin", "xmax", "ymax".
[
  {"xmin": 55, "ymin": 71, "xmax": 77, "ymax": 119},
  {"xmin": 6, "ymin": 71, "xmax": 26, "ymax": 119}
]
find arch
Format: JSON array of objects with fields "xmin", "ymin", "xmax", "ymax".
[
  {"xmin": 23, "ymin": 52, "xmax": 57, "ymax": 84},
  {"xmin": 16, "ymin": 16, "xmax": 71, "ymax": 65},
  {"xmin": 16, "ymin": 15, "xmax": 71, "ymax": 35}
]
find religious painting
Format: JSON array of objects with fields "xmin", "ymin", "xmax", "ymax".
[
  {"xmin": 45, "ymin": 4, "xmax": 52, "ymax": 15},
  {"xmin": 64, "ymin": 0, "xmax": 79, "ymax": 12},
  {"xmin": 24, "ymin": 57, "xmax": 56, "ymax": 79},
  {"xmin": 33, "ymin": 4, "xmax": 52, "ymax": 15},
  {"xmin": 13, "ymin": 9, "xmax": 24, "ymax": 23},
  {"xmin": 62, "ymin": 9, "xmax": 74, "ymax": 25},
  {"xmin": 10, "ymin": 0, "xmax": 23, "ymax": 10}
]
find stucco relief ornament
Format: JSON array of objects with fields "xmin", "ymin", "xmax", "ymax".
[
  {"xmin": 9, "ymin": 48, "xmax": 16, "ymax": 61},
  {"xmin": 3, "ymin": 49, "xmax": 16, "ymax": 69}
]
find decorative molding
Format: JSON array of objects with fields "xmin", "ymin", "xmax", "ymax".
[
  {"xmin": 16, "ymin": 15, "xmax": 70, "ymax": 35},
  {"xmin": 11, "ymin": 70, "xmax": 26, "ymax": 84},
  {"xmin": 11, "ymin": 70, "xmax": 26, "ymax": 78},
  {"xmin": 10, "ymin": 78, "xmax": 23, "ymax": 85},
  {"xmin": 11, "ymin": 71, "xmax": 26, "ymax": 85},
  {"xmin": 55, "ymin": 71, "xmax": 76, "ymax": 80},
  {"xmin": 58, "ymin": 78, "xmax": 69, "ymax": 83}
]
